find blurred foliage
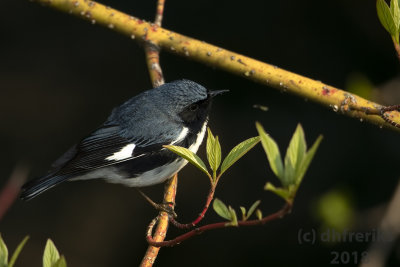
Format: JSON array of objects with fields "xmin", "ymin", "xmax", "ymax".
[
  {"xmin": 257, "ymin": 123, "xmax": 323, "ymax": 204},
  {"xmin": 0, "ymin": 234, "xmax": 66, "ymax": 267},
  {"xmin": 346, "ymin": 73, "xmax": 375, "ymax": 100},
  {"xmin": 314, "ymin": 189, "xmax": 355, "ymax": 232}
]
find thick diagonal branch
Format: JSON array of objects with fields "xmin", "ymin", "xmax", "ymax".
[{"xmin": 32, "ymin": 0, "xmax": 400, "ymax": 132}]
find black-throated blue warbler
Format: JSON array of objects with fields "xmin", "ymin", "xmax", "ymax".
[{"xmin": 21, "ymin": 79, "xmax": 227, "ymax": 200}]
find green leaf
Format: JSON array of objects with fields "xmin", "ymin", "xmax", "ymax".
[
  {"xmin": 256, "ymin": 209, "xmax": 263, "ymax": 220},
  {"xmin": 392, "ymin": 0, "xmax": 400, "ymax": 27},
  {"xmin": 296, "ymin": 135, "xmax": 323, "ymax": 185},
  {"xmin": 206, "ymin": 128, "xmax": 221, "ymax": 174},
  {"xmin": 8, "ymin": 236, "xmax": 29, "ymax": 267},
  {"xmin": 213, "ymin": 198, "xmax": 231, "ymax": 220},
  {"xmin": 265, "ymin": 182, "xmax": 291, "ymax": 202},
  {"xmin": 52, "ymin": 256, "xmax": 67, "ymax": 267},
  {"xmin": 247, "ymin": 200, "xmax": 261, "ymax": 220},
  {"xmin": 240, "ymin": 206, "xmax": 247, "ymax": 221},
  {"xmin": 164, "ymin": 145, "xmax": 209, "ymax": 177},
  {"xmin": 283, "ymin": 124, "xmax": 307, "ymax": 186},
  {"xmin": 220, "ymin": 136, "xmax": 260, "ymax": 175},
  {"xmin": 256, "ymin": 122, "xmax": 284, "ymax": 179},
  {"xmin": 283, "ymin": 156, "xmax": 295, "ymax": 187},
  {"xmin": 0, "ymin": 234, "xmax": 8, "ymax": 267},
  {"xmin": 43, "ymin": 239, "xmax": 60, "ymax": 267},
  {"xmin": 285, "ymin": 124, "xmax": 306, "ymax": 175},
  {"xmin": 228, "ymin": 206, "xmax": 238, "ymax": 226},
  {"xmin": 393, "ymin": 0, "xmax": 400, "ymax": 43},
  {"xmin": 377, "ymin": 0, "xmax": 398, "ymax": 36},
  {"xmin": 220, "ymin": 136, "xmax": 260, "ymax": 176}
]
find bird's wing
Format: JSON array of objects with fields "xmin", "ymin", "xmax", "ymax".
[
  {"xmin": 21, "ymin": 124, "xmax": 177, "ymax": 200},
  {"xmin": 49, "ymin": 124, "xmax": 171, "ymax": 177}
]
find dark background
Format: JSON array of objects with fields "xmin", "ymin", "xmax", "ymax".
[{"xmin": 1, "ymin": 0, "xmax": 400, "ymax": 266}]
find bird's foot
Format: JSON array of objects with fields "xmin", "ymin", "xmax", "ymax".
[
  {"xmin": 137, "ymin": 189, "xmax": 177, "ymax": 218},
  {"xmin": 153, "ymin": 202, "xmax": 177, "ymax": 218}
]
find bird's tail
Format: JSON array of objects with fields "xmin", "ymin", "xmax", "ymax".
[{"xmin": 20, "ymin": 174, "xmax": 70, "ymax": 201}]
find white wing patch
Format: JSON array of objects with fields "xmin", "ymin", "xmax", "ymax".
[
  {"xmin": 106, "ymin": 143, "xmax": 136, "ymax": 161},
  {"xmin": 188, "ymin": 120, "xmax": 207, "ymax": 153},
  {"xmin": 170, "ymin": 127, "xmax": 189, "ymax": 145}
]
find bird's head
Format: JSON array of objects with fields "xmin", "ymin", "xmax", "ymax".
[{"xmin": 156, "ymin": 80, "xmax": 228, "ymax": 130}]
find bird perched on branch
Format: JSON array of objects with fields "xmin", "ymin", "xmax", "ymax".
[{"xmin": 21, "ymin": 80, "xmax": 227, "ymax": 200}]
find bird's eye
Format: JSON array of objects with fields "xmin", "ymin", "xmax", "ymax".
[{"xmin": 189, "ymin": 104, "xmax": 199, "ymax": 111}]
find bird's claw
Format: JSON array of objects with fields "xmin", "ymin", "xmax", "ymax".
[{"xmin": 155, "ymin": 202, "xmax": 177, "ymax": 218}]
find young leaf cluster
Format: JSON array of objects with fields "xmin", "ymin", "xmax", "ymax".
[
  {"xmin": 256, "ymin": 123, "xmax": 323, "ymax": 204},
  {"xmin": 212, "ymin": 198, "xmax": 263, "ymax": 225},
  {"xmin": 239, "ymin": 200, "xmax": 262, "ymax": 221},
  {"xmin": 43, "ymin": 239, "xmax": 67, "ymax": 267},
  {"xmin": 212, "ymin": 198, "xmax": 238, "ymax": 226},
  {"xmin": 166, "ymin": 124, "xmax": 321, "ymax": 224},
  {"xmin": 377, "ymin": 0, "xmax": 400, "ymax": 43},
  {"xmin": 0, "ymin": 234, "xmax": 29, "ymax": 267},
  {"xmin": 165, "ymin": 128, "xmax": 260, "ymax": 185},
  {"xmin": 0, "ymin": 234, "xmax": 66, "ymax": 267}
]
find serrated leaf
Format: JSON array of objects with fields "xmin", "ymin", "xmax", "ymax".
[
  {"xmin": 283, "ymin": 124, "xmax": 307, "ymax": 187},
  {"xmin": 213, "ymin": 198, "xmax": 231, "ymax": 220},
  {"xmin": 256, "ymin": 122, "xmax": 284, "ymax": 179},
  {"xmin": 52, "ymin": 256, "xmax": 67, "ymax": 267},
  {"xmin": 296, "ymin": 135, "xmax": 323, "ymax": 186},
  {"xmin": 240, "ymin": 206, "xmax": 247, "ymax": 221},
  {"xmin": 220, "ymin": 136, "xmax": 260, "ymax": 176},
  {"xmin": 265, "ymin": 182, "xmax": 291, "ymax": 202},
  {"xmin": 377, "ymin": 0, "xmax": 398, "ymax": 36},
  {"xmin": 283, "ymin": 155, "xmax": 295, "ymax": 187},
  {"xmin": 391, "ymin": 0, "xmax": 400, "ymax": 31},
  {"xmin": 164, "ymin": 145, "xmax": 209, "ymax": 177},
  {"xmin": 0, "ymin": 234, "xmax": 8, "ymax": 267},
  {"xmin": 284, "ymin": 124, "xmax": 306, "ymax": 175},
  {"xmin": 43, "ymin": 239, "xmax": 60, "ymax": 267},
  {"xmin": 393, "ymin": 0, "xmax": 400, "ymax": 43},
  {"xmin": 247, "ymin": 200, "xmax": 261, "ymax": 220},
  {"xmin": 8, "ymin": 236, "xmax": 29, "ymax": 267},
  {"xmin": 206, "ymin": 128, "xmax": 221, "ymax": 174},
  {"xmin": 228, "ymin": 206, "xmax": 238, "ymax": 226},
  {"xmin": 256, "ymin": 209, "xmax": 263, "ymax": 220}
]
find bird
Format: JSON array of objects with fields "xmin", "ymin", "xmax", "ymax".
[{"xmin": 20, "ymin": 79, "xmax": 227, "ymax": 201}]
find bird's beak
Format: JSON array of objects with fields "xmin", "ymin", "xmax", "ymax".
[{"xmin": 207, "ymin": 89, "xmax": 229, "ymax": 98}]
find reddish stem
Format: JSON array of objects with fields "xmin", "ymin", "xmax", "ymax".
[
  {"xmin": 392, "ymin": 38, "xmax": 400, "ymax": 63},
  {"xmin": 170, "ymin": 185, "xmax": 216, "ymax": 229},
  {"xmin": 0, "ymin": 164, "xmax": 28, "ymax": 221},
  {"xmin": 146, "ymin": 203, "xmax": 292, "ymax": 247}
]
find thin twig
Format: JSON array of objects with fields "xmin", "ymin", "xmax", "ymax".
[
  {"xmin": 146, "ymin": 203, "xmax": 292, "ymax": 247},
  {"xmin": 392, "ymin": 38, "xmax": 400, "ymax": 62},
  {"xmin": 170, "ymin": 185, "xmax": 216, "ymax": 229},
  {"xmin": 140, "ymin": 174, "xmax": 178, "ymax": 267},
  {"xmin": 144, "ymin": 44, "xmax": 164, "ymax": 87},
  {"xmin": 154, "ymin": 0, "xmax": 165, "ymax": 27},
  {"xmin": 140, "ymin": 1, "xmax": 168, "ymax": 265},
  {"xmin": 144, "ymin": 0, "xmax": 165, "ymax": 88},
  {"xmin": 379, "ymin": 105, "xmax": 400, "ymax": 128}
]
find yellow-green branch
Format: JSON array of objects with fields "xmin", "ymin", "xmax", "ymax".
[
  {"xmin": 140, "ymin": 174, "xmax": 178, "ymax": 267},
  {"xmin": 33, "ymin": 0, "xmax": 400, "ymax": 132}
]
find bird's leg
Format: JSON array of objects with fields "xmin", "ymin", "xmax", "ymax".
[{"xmin": 136, "ymin": 189, "xmax": 177, "ymax": 218}]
